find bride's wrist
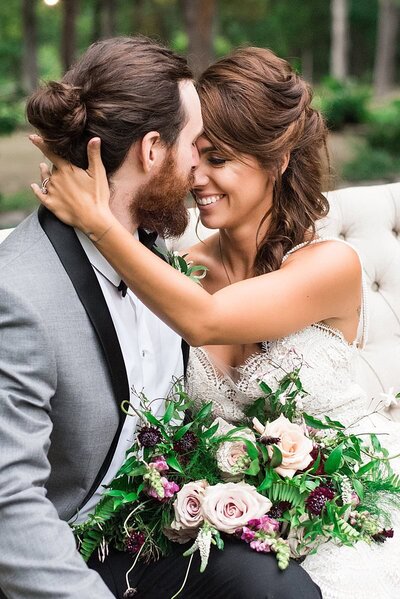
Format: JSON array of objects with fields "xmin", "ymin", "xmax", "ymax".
[{"xmin": 84, "ymin": 209, "xmax": 116, "ymax": 244}]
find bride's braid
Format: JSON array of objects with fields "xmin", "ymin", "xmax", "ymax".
[{"xmin": 198, "ymin": 47, "xmax": 329, "ymax": 275}]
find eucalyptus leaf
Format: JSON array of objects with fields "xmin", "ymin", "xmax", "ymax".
[
  {"xmin": 303, "ymin": 413, "xmax": 333, "ymax": 430},
  {"xmin": 166, "ymin": 454, "xmax": 184, "ymax": 474},
  {"xmin": 245, "ymin": 458, "xmax": 261, "ymax": 476}
]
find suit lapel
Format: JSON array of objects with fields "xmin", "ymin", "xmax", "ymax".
[{"xmin": 38, "ymin": 206, "xmax": 130, "ymax": 506}]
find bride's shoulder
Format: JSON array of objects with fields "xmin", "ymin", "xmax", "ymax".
[
  {"xmin": 179, "ymin": 233, "xmax": 219, "ymax": 270},
  {"xmin": 284, "ymin": 239, "xmax": 361, "ymax": 273}
]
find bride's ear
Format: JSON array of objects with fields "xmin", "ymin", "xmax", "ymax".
[{"xmin": 138, "ymin": 131, "xmax": 165, "ymax": 173}]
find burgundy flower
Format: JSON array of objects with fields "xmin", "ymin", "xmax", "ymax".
[
  {"xmin": 173, "ymin": 431, "xmax": 198, "ymax": 454},
  {"xmin": 137, "ymin": 426, "xmax": 162, "ymax": 447},
  {"xmin": 372, "ymin": 528, "xmax": 394, "ymax": 543},
  {"xmin": 306, "ymin": 484, "xmax": 335, "ymax": 516},
  {"xmin": 267, "ymin": 501, "xmax": 292, "ymax": 520},
  {"xmin": 125, "ymin": 531, "xmax": 146, "ymax": 555}
]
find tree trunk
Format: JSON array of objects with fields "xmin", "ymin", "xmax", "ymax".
[
  {"xmin": 180, "ymin": 0, "xmax": 216, "ymax": 79},
  {"xmin": 61, "ymin": 0, "xmax": 80, "ymax": 72},
  {"xmin": 330, "ymin": 0, "xmax": 349, "ymax": 81},
  {"xmin": 22, "ymin": 0, "xmax": 38, "ymax": 94},
  {"xmin": 100, "ymin": 0, "xmax": 117, "ymax": 38},
  {"xmin": 373, "ymin": 0, "xmax": 400, "ymax": 97}
]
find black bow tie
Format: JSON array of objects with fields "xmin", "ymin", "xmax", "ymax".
[{"xmin": 118, "ymin": 229, "xmax": 158, "ymax": 296}]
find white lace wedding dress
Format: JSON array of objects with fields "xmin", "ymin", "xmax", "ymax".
[{"xmin": 186, "ymin": 239, "xmax": 400, "ymax": 599}]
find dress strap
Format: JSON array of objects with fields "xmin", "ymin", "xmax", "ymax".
[{"xmin": 281, "ymin": 237, "xmax": 368, "ymax": 349}]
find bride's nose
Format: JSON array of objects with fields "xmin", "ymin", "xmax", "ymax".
[{"xmin": 192, "ymin": 162, "xmax": 209, "ymax": 188}]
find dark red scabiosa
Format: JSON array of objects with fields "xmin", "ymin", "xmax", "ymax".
[
  {"xmin": 260, "ymin": 436, "xmax": 281, "ymax": 446},
  {"xmin": 137, "ymin": 426, "xmax": 162, "ymax": 447},
  {"xmin": 306, "ymin": 484, "xmax": 335, "ymax": 516},
  {"xmin": 372, "ymin": 528, "xmax": 394, "ymax": 543},
  {"xmin": 268, "ymin": 501, "xmax": 292, "ymax": 520},
  {"xmin": 125, "ymin": 531, "xmax": 146, "ymax": 555},
  {"xmin": 173, "ymin": 431, "xmax": 198, "ymax": 454}
]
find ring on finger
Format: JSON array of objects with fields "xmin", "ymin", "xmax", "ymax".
[{"xmin": 41, "ymin": 176, "xmax": 51, "ymax": 194}]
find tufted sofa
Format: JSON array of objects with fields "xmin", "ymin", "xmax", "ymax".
[
  {"xmin": 1, "ymin": 183, "xmax": 399, "ymax": 416},
  {"xmin": 167, "ymin": 183, "xmax": 400, "ymax": 419}
]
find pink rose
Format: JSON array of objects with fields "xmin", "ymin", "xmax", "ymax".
[
  {"xmin": 201, "ymin": 482, "xmax": 272, "ymax": 535},
  {"xmin": 253, "ymin": 414, "xmax": 313, "ymax": 478},
  {"xmin": 214, "ymin": 417, "xmax": 256, "ymax": 481},
  {"xmin": 169, "ymin": 480, "xmax": 208, "ymax": 537}
]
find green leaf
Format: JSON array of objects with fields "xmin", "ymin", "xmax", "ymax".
[
  {"xmin": 242, "ymin": 439, "xmax": 259, "ymax": 461},
  {"xmin": 270, "ymin": 444, "xmax": 283, "ymax": 469},
  {"xmin": 245, "ymin": 458, "xmax": 260, "ymax": 476},
  {"xmin": 173, "ymin": 422, "xmax": 193, "ymax": 441},
  {"xmin": 165, "ymin": 454, "xmax": 184, "ymax": 474},
  {"xmin": 324, "ymin": 445, "xmax": 343, "ymax": 474},
  {"xmin": 352, "ymin": 477, "xmax": 364, "ymax": 500},
  {"xmin": 258, "ymin": 380, "xmax": 272, "ymax": 395},
  {"xmin": 356, "ymin": 461, "xmax": 376, "ymax": 478},
  {"xmin": 163, "ymin": 401, "xmax": 175, "ymax": 424},
  {"xmin": 195, "ymin": 402, "xmax": 213, "ymax": 421},
  {"xmin": 303, "ymin": 413, "xmax": 333, "ymax": 430},
  {"xmin": 324, "ymin": 415, "xmax": 345, "ymax": 429},
  {"xmin": 202, "ymin": 423, "xmax": 220, "ymax": 439},
  {"xmin": 309, "ymin": 451, "xmax": 321, "ymax": 474},
  {"xmin": 143, "ymin": 411, "xmax": 163, "ymax": 428},
  {"xmin": 258, "ymin": 467, "xmax": 279, "ymax": 492}
]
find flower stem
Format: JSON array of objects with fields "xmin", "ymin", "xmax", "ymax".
[{"xmin": 169, "ymin": 554, "xmax": 194, "ymax": 599}]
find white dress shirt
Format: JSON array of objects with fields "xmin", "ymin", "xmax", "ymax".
[{"xmin": 74, "ymin": 230, "xmax": 183, "ymax": 523}]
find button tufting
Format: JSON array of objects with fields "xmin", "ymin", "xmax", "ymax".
[
  {"xmin": 393, "ymin": 228, "xmax": 399, "ymax": 237},
  {"xmin": 339, "ymin": 233, "xmax": 346, "ymax": 240},
  {"xmin": 372, "ymin": 281, "xmax": 380, "ymax": 292}
]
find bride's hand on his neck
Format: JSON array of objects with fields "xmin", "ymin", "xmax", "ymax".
[{"xmin": 30, "ymin": 135, "xmax": 116, "ymax": 241}]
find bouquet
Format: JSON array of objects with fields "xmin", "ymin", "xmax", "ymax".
[{"xmin": 72, "ymin": 371, "xmax": 400, "ymax": 596}]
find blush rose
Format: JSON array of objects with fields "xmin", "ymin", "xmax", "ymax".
[{"xmin": 253, "ymin": 414, "xmax": 313, "ymax": 478}]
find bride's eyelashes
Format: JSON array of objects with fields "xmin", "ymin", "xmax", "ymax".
[{"xmin": 207, "ymin": 155, "xmax": 229, "ymax": 166}]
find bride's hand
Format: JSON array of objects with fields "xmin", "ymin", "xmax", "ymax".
[{"xmin": 30, "ymin": 135, "xmax": 115, "ymax": 241}]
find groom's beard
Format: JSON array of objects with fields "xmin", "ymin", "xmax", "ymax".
[{"xmin": 131, "ymin": 151, "xmax": 193, "ymax": 238}]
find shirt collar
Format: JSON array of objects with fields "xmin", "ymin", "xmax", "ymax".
[{"xmin": 75, "ymin": 228, "xmax": 140, "ymax": 288}]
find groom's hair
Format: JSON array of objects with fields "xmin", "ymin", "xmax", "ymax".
[{"xmin": 26, "ymin": 36, "xmax": 193, "ymax": 175}]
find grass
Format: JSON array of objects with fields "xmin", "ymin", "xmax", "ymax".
[{"xmin": 0, "ymin": 190, "xmax": 36, "ymax": 213}]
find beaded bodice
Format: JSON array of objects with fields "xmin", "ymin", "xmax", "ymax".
[{"xmin": 186, "ymin": 238, "xmax": 369, "ymax": 426}]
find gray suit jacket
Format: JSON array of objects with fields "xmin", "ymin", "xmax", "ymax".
[{"xmin": 0, "ymin": 208, "xmax": 134, "ymax": 598}]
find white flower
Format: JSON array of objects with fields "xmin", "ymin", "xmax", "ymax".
[{"xmin": 380, "ymin": 387, "xmax": 400, "ymax": 409}]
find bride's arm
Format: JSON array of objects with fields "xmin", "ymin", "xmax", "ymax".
[{"xmin": 30, "ymin": 136, "xmax": 361, "ymax": 346}]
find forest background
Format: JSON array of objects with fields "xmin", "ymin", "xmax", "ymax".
[{"xmin": 1, "ymin": 0, "xmax": 400, "ymax": 227}]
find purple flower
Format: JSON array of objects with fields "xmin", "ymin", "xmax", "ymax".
[
  {"xmin": 306, "ymin": 484, "xmax": 335, "ymax": 516},
  {"xmin": 240, "ymin": 526, "xmax": 256, "ymax": 543},
  {"xmin": 125, "ymin": 531, "xmax": 145, "ymax": 555},
  {"xmin": 150, "ymin": 456, "xmax": 169, "ymax": 473},
  {"xmin": 247, "ymin": 515, "xmax": 280, "ymax": 534},
  {"xmin": 162, "ymin": 477, "xmax": 180, "ymax": 498},
  {"xmin": 250, "ymin": 539, "xmax": 272, "ymax": 553}
]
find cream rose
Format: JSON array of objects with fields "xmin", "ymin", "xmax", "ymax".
[
  {"xmin": 201, "ymin": 482, "xmax": 272, "ymax": 535},
  {"xmin": 169, "ymin": 480, "xmax": 208, "ymax": 536},
  {"xmin": 214, "ymin": 417, "xmax": 256, "ymax": 481},
  {"xmin": 253, "ymin": 414, "xmax": 313, "ymax": 478}
]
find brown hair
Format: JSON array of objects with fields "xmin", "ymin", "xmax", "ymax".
[
  {"xmin": 197, "ymin": 46, "xmax": 329, "ymax": 275},
  {"xmin": 27, "ymin": 36, "xmax": 192, "ymax": 174}
]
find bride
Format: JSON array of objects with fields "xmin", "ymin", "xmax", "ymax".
[{"xmin": 31, "ymin": 47, "xmax": 399, "ymax": 598}]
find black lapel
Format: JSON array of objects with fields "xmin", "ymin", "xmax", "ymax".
[{"xmin": 38, "ymin": 206, "xmax": 130, "ymax": 507}]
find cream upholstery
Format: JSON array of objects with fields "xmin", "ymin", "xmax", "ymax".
[
  {"xmin": 0, "ymin": 228, "xmax": 13, "ymax": 243},
  {"xmin": 2, "ymin": 183, "xmax": 399, "ymax": 409},
  {"xmin": 168, "ymin": 183, "xmax": 400, "ymax": 413}
]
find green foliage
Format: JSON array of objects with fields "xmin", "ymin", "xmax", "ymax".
[
  {"xmin": 367, "ymin": 100, "xmax": 400, "ymax": 155},
  {"xmin": 342, "ymin": 145, "xmax": 400, "ymax": 182},
  {"xmin": 0, "ymin": 98, "xmax": 25, "ymax": 136},
  {"xmin": 0, "ymin": 190, "xmax": 36, "ymax": 213},
  {"xmin": 316, "ymin": 78, "xmax": 370, "ymax": 131}
]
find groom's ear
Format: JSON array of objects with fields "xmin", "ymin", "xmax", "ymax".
[{"xmin": 138, "ymin": 131, "xmax": 166, "ymax": 173}]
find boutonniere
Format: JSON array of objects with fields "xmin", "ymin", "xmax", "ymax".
[{"xmin": 155, "ymin": 246, "xmax": 208, "ymax": 285}]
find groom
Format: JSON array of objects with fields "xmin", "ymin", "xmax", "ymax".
[{"xmin": 0, "ymin": 37, "xmax": 321, "ymax": 598}]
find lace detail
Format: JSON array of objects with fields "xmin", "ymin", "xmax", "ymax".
[{"xmin": 185, "ymin": 237, "xmax": 400, "ymax": 598}]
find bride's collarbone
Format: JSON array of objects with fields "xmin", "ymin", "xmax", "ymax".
[{"xmin": 201, "ymin": 343, "xmax": 263, "ymax": 370}]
